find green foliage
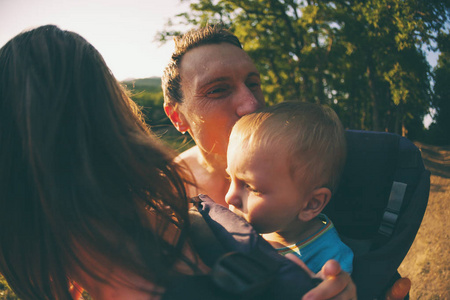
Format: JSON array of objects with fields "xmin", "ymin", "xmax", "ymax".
[
  {"xmin": 0, "ymin": 275, "xmax": 20, "ymax": 300},
  {"xmin": 122, "ymin": 77, "xmax": 167, "ymax": 125},
  {"xmin": 158, "ymin": 0, "xmax": 450, "ymax": 143},
  {"xmin": 121, "ymin": 77, "xmax": 194, "ymax": 152},
  {"xmin": 427, "ymin": 30, "xmax": 450, "ymax": 145}
]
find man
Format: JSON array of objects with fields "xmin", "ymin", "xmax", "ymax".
[
  {"xmin": 162, "ymin": 24, "xmax": 356, "ymax": 299},
  {"xmin": 162, "ymin": 25, "xmax": 264, "ymax": 206}
]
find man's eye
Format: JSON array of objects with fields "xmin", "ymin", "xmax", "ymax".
[
  {"xmin": 206, "ymin": 85, "xmax": 230, "ymax": 97},
  {"xmin": 208, "ymin": 88, "xmax": 226, "ymax": 94},
  {"xmin": 246, "ymin": 76, "xmax": 261, "ymax": 89},
  {"xmin": 247, "ymin": 82, "xmax": 261, "ymax": 88}
]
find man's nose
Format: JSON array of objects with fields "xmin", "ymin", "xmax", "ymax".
[{"xmin": 235, "ymin": 87, "xmax": 263, "ymax": 117}]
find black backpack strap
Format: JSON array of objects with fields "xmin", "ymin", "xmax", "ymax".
[
  {"xmin": 189, "ymin": 196, "xmax": 281, "ymax": 297},
  {"xmin": 189, "ymin": 200, "xmax": 227, "ymax": 266},
  {"xmin": 164, "ymin": 197, "xmax": 318, "ymax": 299}
]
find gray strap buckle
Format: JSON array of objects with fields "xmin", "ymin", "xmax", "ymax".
[{"xmin": 378, "ymin": 181, "xmax": 407, "ymax": 237}]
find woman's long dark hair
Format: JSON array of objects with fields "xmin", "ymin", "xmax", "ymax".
[{"xmin": 0, "ymin": 25, "xmax": 192, "ymax": 299}]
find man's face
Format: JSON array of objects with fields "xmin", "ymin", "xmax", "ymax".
[{"xmin": 176, "ymin": 43, "xmax": 265, "ymax": 158}]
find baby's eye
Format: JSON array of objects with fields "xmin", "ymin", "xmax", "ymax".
[{"xmin": 245, "ymin": 184, "xmax": 261, "ymax": 195}]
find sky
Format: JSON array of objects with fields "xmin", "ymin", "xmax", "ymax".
[
  {"xmin": 1, "ymin": 0, "xmax": 442, "ymax": 82},
  {"xmin": 0, "ymin": 0, "xmax": 191, "ymax": 81}
]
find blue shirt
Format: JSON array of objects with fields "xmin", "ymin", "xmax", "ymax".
[{"xmin": 276, "ymin": 214, "xmax": 354, "ymax": 274}]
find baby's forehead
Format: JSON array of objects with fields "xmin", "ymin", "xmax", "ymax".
[
  {"xmin": 227, "ymin": 140, "xmax": 290, "ymax": 167},
  {"xmin": 229, "ymin": 133, "xmax": 285, "ymax": 153},
  {"xmin": 229, "ymin": 139, "xmax": 309, "ymax": 175}
]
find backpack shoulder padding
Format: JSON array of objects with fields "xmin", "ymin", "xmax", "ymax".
[
  {"xmin": 324, "ymin": 130, "xmax": 430, "ymax": 299},
  {"xmin": 163, "ymin": 199, "xmax": 318, "ymax": 300}
]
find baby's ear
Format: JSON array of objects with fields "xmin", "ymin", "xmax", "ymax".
[{"xmin": 298, "ymin": 187, "xmax": 331, "ymax": 222}]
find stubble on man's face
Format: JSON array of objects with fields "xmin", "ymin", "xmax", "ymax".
[{"xmin": 178, "ymin": 43, "xmax": 265, "ymax": 158}]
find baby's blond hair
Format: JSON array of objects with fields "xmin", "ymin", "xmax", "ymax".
[{"xmin": 229, "ymin": 101, "xmax": 346, "ymax": 193}]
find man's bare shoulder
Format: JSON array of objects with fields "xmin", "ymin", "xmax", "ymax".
[
  {"xmin": 175, "ymin": 146, "xmax": 229, "ymax": 206},
  {"xmin": 174, "ymin": 146, "xmax": 203, "ymax": 198},
  {"xmin": 175, "ymin": 145, "xmax": 202, "ymax": 168}
]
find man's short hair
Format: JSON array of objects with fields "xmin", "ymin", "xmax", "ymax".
[{"xmin": 162, "ymin": 24, "xmax": 242, "ymax": 105}]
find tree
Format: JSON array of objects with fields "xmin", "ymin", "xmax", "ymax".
[
  {"xmin": 338, "ymin": 0, "xmax": 444, "ymax": 133},
  {"xmin": 157, "ymin": 0, "xmax": 449, "ymax": 138},
  {"xmin": 428, "ymin": 30, "xmax": 450, "ymax": 145}
]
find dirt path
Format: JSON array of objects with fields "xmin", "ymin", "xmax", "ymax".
[{"xmin": 398, "ymin": 143, "xmax": 450, "ymax": 299}]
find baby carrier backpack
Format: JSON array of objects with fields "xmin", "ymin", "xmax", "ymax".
[
  {"xmin": 163, "ymin": 130, "xmax": 429, "ymax": 300},
  {"xmin": 323, "ymin": 130, "xmax": 430, "ymax": 299},
  {"xmin": 162, "ymin": 198, "xmax": 319, "ymax": 300}
]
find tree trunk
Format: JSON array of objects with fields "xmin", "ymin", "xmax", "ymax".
[{"xmin": 366, "ymin": 58, "xmax": 381, "ymax": 131}]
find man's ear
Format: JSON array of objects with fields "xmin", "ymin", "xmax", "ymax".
[
  {"xmin": 164, "ymin": 103, "xmax": 189, "ymax": 133},
  {"xmin": 298, "ymin": 187, "xmax": 332, "ymax": 222}
]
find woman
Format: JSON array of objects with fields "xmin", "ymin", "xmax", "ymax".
[
  {"xmin": 0, "ymin": 25, "xmax": 354, "ymax": 299},
  {"xmin": 0, "ymin": 24, "xmax": 203, "ymax": 299}
]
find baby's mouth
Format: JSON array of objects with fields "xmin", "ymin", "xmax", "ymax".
[{"xmin": 228, "ymin": 205, "xmax": 246, "ymax": 219}]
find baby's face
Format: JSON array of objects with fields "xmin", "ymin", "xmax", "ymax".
[{"xmin": 225, "ymin": 142, "xmax": 309, "ymax": 234}]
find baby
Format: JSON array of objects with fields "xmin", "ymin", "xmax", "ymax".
[{"xmin": 225, "ymin": 101, "xmax": 353, "ymax": 274}]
